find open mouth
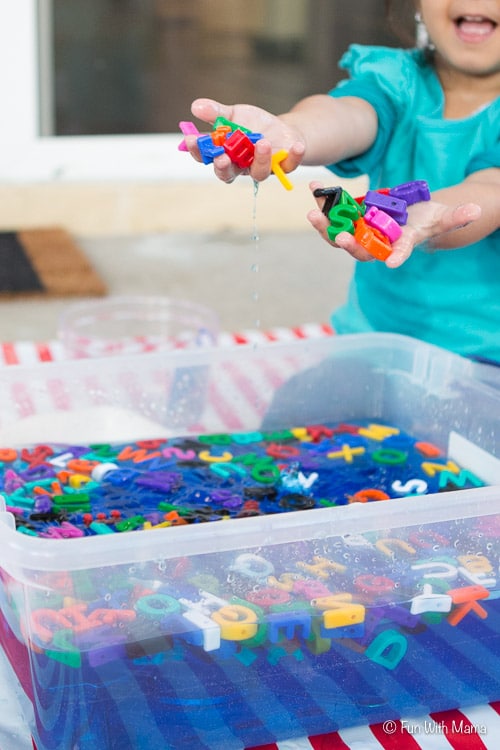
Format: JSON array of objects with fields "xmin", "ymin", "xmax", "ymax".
[{"xmin": 454, "ymin": 15, "xmax": 498, "ymax": 41}]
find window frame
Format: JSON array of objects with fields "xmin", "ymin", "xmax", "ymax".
[
  {"xmin": 0, "ymin": 0, "xmax": 204, "ymax": 182},
  {"xmin": 0, "ymin": 1, "xmax": 327, "ymax": 185}
]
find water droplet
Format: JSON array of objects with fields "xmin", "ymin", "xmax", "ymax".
[{"xmin": 250, "ymin": 180, "xmax": 261, "ymax": 329}]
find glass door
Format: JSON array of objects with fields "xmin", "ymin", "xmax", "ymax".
[{"xmin": 0, "ymin": 0, "xmax": 400, "ymax": 180}]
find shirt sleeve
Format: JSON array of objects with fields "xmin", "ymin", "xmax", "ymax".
[
  {"xmin": 466, "ymin": 140, "xmax": 500, "ymax": 174},
  {"xmin": 327, "ymin": 45, "xmax": 414, "ymax": 178},
  {"xmin": 466, "ymin": 133, "xmax": 500, "ymax": 242}
]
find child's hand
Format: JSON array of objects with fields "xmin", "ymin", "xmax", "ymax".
[
  {"xmin": 308, "ymin": 181, "xmax": 481, "ymax": 268},
  {"xmin": 187, "ymin": 98, "xmax": 306, "ymax": 183}
]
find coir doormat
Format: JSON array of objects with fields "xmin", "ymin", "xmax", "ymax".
[{"xmin": 0, "ymin": 228, "xmax": 107, "ymax": 298}]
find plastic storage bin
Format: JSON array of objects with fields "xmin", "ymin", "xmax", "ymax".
[
  {"xmin": 58, "ymin": 295, "xmax": 219, "ymax": 358},
  {"xmin": 0, "ymin": 333, "xmax": 499, "ymax": 750}
]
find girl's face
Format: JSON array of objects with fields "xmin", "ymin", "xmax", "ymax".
[{"xmin": 419, "ymin": 0, "xmax": 500, "ymax": 78}]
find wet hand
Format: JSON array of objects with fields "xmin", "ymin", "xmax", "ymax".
[
  {"xmin": 386, "ymin": 200, "xmax": 481, "ymax": 267},
  {"xmin": 308, "ymin": 181, "xmax": 481, "ymax": 267},
  {"xmin": 188, "ymin": 98, "xmax": 306, "ymax": 183}
]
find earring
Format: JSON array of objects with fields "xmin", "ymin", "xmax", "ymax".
[{"xmin": 415, "ymin": 12, "xmax": 435, "ymax": 52}]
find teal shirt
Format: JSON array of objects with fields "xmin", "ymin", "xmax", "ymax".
[{"xmin": 329, "ymin": 45, "xmax": 500, "ymax": 361}]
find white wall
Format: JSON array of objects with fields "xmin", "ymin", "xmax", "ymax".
[{"xmin": 0, "ymin": 1, "xmax": 39, "ymax": 143}]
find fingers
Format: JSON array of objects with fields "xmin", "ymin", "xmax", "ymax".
[
  {"xmin": 334, "ymin": 232, "xmax": 376, "ymax": 262},
  {"xmin": 182, "ymin": 135, "xmax": 202, "ymax": 163},
  {"xmin": 384, "ymin": 202, "xmax": 481, "ymax": 268},
  {"xmin": 307, "ymin": 207, "xmax": 331, "ymax": 239},
  {"xmin": 279, "ymin": 142, "xmax": 306, "ymax": 173},
  {"xmin": 385, "ymin": 228, "xmax": 418, "ymax": 268},
  {"xmin": 307, "ymin": 207, "xmax": 374, "ymax": 262},
  {"xmin": 445, "ymin": 202, "xmax": 482, "ymax": 232},
  {"xmin": 310, "ymin": 181, "xmax": 326, "ymax": 211},
  {"xmin": 249, "ymin": 139, "xmax": 273, "ymax": 181},
  {"xmin": 212, "ymin": 152, "xmax": 241, "ymax": 183},
  {"xmin": 210, "ymin": 139, "xmax": 273, "ymax": 183},
  {"xmin": 191, "ymin": 98, "xmax": 233, "ymax": 127}
]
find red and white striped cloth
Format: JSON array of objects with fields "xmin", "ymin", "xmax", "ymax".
[
  {"xmin": 2, "ymin": 638, "xmax": 500, "ymax": 750},
  {"xmin": 245, "ymin": 706, "xmax": 500, "ymax": 750},
  {"xmin": 1, "ymin": 323, "xmax": 500, "ymax": 750},
  {"xmin": 0, "ymin": 323, "xmax": 335, "ymax": 366}
]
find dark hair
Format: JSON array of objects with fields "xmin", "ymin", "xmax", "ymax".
[{"xmin": 385, "ymin": 0, "xmax": 417, "ymax": 47}]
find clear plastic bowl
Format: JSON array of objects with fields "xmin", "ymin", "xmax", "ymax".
[{"xmin": 58, "ymin": 296, "xmax": 219, "ymax": 358}]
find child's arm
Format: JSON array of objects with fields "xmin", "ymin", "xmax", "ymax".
[
  {"xmin": 308, "ymin": 167, "xmax": 499, "ymax": 268},
  {"xmin": 188, "ymin": 96, "xmax": 378, "ymax": 183},
  {"xmin": 430, "ymin": 168, "xmax": 500, "ymax": 248}
]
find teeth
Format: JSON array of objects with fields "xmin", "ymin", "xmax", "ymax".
[{"xmin": 457, "ymin": 14, "xmax": 497, "ymax": 26}]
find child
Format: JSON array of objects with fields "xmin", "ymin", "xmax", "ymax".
[{"xmin": 186, "ymin": 0, "xmax": 500, "ymax": 363}]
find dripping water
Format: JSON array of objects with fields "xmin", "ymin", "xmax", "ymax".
[{"xmin": 250, "ymin": 179, "xmax": 261, "ymax": 332}]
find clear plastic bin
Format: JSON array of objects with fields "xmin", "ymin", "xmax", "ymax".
[
  {"xmin": 0, "ymin": 332, "xmax": 498, "ymax": 750},
  {"xmin": 57, "ymin": 295, "xmax": 219, "ymax": 358}
]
